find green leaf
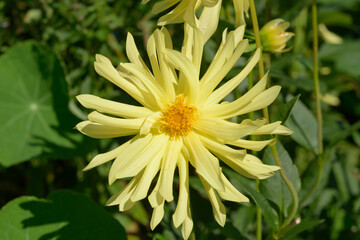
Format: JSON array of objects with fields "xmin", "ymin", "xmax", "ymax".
[
  {"xmin": 224, "ymin": 169, "xmax": 279, "ymax": 231},
  {"xmin": 281, "ymin": 219, "xmax": 324, "ymax": 240},
  {"xmin": 285, "ymin": 98, "xmax": 318, "ymax": 154},
  {"xmin": 0, "ymin": 41, "xmax": 94, "ymax": 167},
  {"xmin": 273, "ymin": 94, "xmax": 300, "ymax": 124},
  {"xmin": 260, "ymin": 142, "xmax": 301, "ymax": 218},
  {"xmin": 319, "ymin": 41, "xmax": 360, "ymax": 78},
  {"xmin": 0, "ymin": 190, "xmax": 127, "ymax": 240}
]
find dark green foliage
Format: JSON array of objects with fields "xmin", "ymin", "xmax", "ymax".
[{"xmin": 0, "ymin": 0, "xmax": 359, "ymax": 239}]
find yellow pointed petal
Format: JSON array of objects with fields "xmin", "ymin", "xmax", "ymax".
[
  {"xmin": 173, "ymin": 154, "xmax": 189, "ymax": 228},
  {"xmin": 152, "ymin": 0, "xmax": 180, "ymax": 14},
  {"xmin": 228, "ymin": 154, "xmax": 280, "ymax": 179},
  {"xmin": 94, "ymin": 55, "xmax": 152, "ymax": 108},
  {"xmin": 119, "ymin": 62, "xmax": 167, "ymax": 107},
  {"xmin": 194, "ymin": 118, "xmax": 260, "ymax": 141},
  {"xmin": 217, "ymin": 173, "xmax": 249, "ymax": 202},
  {"xmin": 126, "ymin": 32, "xmax": 148, "ymax": 69},
  {"xmin": 183, "ymin": 133, "xmax": 224, "ymax": 191},
  {"xmin": 227, "ymin": 138, "xmax": 275, "ymax": 151},
  {"xmin": 199, "ymin": 176, "xmax": 226, "ymax": 226},
  {"xmin": 233, "ymin": 86, "xmax": 281, "ymax": 116},
  {"xmin": 130, "ymin": 151, "xmax": 163, "ymax": 201},
  {"xmin": 76, "ymin": 94, "xmax": 153, "ymax": 119},
  {"xmin": 140, "ymin": 111, "xmax": 162, "ymax": 135},
  {"xmin": 198, "ymin": 0, "xmax": 221, "ymax": 42},
  {"xmin": 181, "ymin": 216, "xmax": 194, "ymax": 240},
  {"xmin": 154, "ymin": 29, "xmax": 176, "ymax": 101},
  {"xmin": 203, "ymin": 48, "xmax": 260, "ymax": 106},
  {"xmin": 76, "ymin": 121, "xmax": 139, "ymax": 139},
  {"xmin": 165, "ymin": 49, "xmax": 199, "ymax": 103},
  {"xmin": 150, "ymin": 201, "xmax": 165, "ymax": 230},
  {"xmin": 199, "ymin": 134, "xmax": 246, "ymax": 160},
  {"xmin": 108, "ymin": 134, "xmax": 168, "ymax": 184},
  {"xmin": 88, "ymin": 111, "xmax": 144, "ymax": 129},
  {"xmin": 158, "ymin": 139, "xmax": 183, "ymax": 201},
  {"xmin": 83, "ymin": 139, "xmax": 132, "ymax": 171}
]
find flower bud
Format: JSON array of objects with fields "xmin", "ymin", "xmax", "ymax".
[{"xmin": 260, "ymin": 18, "xmax": 294, "ymax": 53}]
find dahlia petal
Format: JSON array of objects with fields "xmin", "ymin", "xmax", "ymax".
[
  {"xmin": 233, "ymin": 0, "xmax": 249, "ymax": 26},
  {"xmin": 119, "ymin": 62, "xmax": 167, "ymax": 106},
  {"xmin": 252, "ymin": 121, "xmax": 284, "ymax": 135},
  {"xmin": 199, "ymin": 32, "xmax": 235, "ymax": 93},
  {"xmin": 271, "ymin": 125, "xmax": 293, "ymax": 135},
  {"xmin": 159, "ymin": 139, "xmax": 183, "ymax": 201},
  {"xmin": 199, "ymin": 38, "xmax": 249, "ymax": 103},
  {"xmin": 140, "ymin": 111, "xmax": 162, "ymax": 135},
  {"xmin": 106, "ymin": 173, "xmax": 143, "ymax": 210},
  {"xmin": 152, "ymin": 0, "xmax": 181, "ymax": 15},
  {"xmin": 203, "ymin": 70, "xmax": 267, "ymax": 118},
  {"xmin": 232, "ymin": 86, "xmax": 281, "ymax": 116},
  {"xmin": 193, "ymin": 118, "xmax": 259, "ymax": 141},
  {"xmin": 203, "ymin": 48, "xmax": 260, "ymax": 105},
  {"xmin": 83, "ymin": 139, "xmax": 132, "ymax": 171},
  {"xmin": 154, "ymin": 30, "xmax": 176, "ymax": 101},
  {"xmin": 88, "ymin": 111, "xmax": 144, "ymax": 129},
  {"xmin": 198, "ymin": 0, "xmax": 221, "ymax": 42},
  {"xmin": 126, "ymin": 32, "xmax": 148, "ymax": 69},
  {"xmin": 94, "ymin": 55, "xmax": 154, "ymax": 108},
  {"xmin": 147, "ymin": 34, "xmax": 163, "ymax": 85},
  {"xmin": 217, "ymin": 173, "xmax": 249, "ymax": 202},
  {"xmin": 181, "ymin": 216, "xmax": 194, "ymax": 240},
  {"xmin": 165, "ymin": 49, "xmax": 199, "ymax": 103},
  {"xmin": 226, "ymin": 154, "xmax": 280, "ymax": 179},
  {"xmin": 183, "ymin": 133, "xmax": 224, "ymax": 191},
  {"xmin": 198, "ymin": 134, "xmax": 246, "ymax": 160},
  {"xmin": 201, "ymin": 0, "xmax": 218, "ymax": 7},
  {"xmin": 76, "ymin": 121, "xmax": 139, "ymax": 139},
  {"xmin": 200, "ymin": 176, "xmax": 226, "ymax": 226},
  {"xmin": 148, "ymin": 179, "xmax": 165, "ymax": 208},
  {"xmin": 76, "ymin": 94, "xmax": 153, "ymax": 118},
  {"xmin": 227, "ymin": 138, "xmax": 275, "ymax": 151},
  {"xmin": 173, "ymin": 154, "xmax": 189, "ymax": 228},
  {"xmin": 150, "ymin": 201, "xmax": 165, "ymax": 230},
  {"xmin": 108, "ymin": 134, "xmax": 168, "ymax": 184},
  {"xmin": 130, "ymin": 151, "xmax": 163, "ymax": 202}
]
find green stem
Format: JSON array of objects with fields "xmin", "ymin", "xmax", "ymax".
[
  {"xmin": 249, "ymin": 0, "xmax": 265, "ymax": 78},
  {"xmin": 300, "ymin": 0, "xmax": 324, "ymax": 207},
  {"xmin": 256, "ymin": 179, "xmax": 262, "ymax": 240},
  {"xmin": 249, "ymin": 0, "xmax": 268, "ymax": 121},
  {"xmin": 249, "ymin": 65, "xmax": 262, "ymax": 240},
  {"xmin": 249, "ymin": 0, "xmax": 299, "ymax": 233}
]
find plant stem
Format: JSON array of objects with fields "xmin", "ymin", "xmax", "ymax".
[
  {"xmin": 300, "ymin": 0, "xmax": 324, "ymax": 206},
  {"xmin": 256, "ymin": 179, "xmax": 262, "ymax": 240},
  {"xmin": 249, "ymin": 66, "xmax": 262, "ymax": 240},
  {"xmin": 249, "ymin": 0, "xmax": 299, "ymax": 233}
]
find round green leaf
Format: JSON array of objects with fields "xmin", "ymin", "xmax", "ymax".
[
  {"xmin": 0, "ymin": 190, "xmax": 127, "ymax": 240},
  {"xmin": 0, "ymin": 41, "xmax": 93, "ymax": 167}
]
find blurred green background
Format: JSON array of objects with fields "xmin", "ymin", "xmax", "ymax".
[{"xmin": 0, "ymin": 0, "xmax": 359, "ymax": 239}]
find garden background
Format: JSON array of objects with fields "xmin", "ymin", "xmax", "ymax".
[{"xmin": 0, "ymin": 0, "xmax": 359, "ymax": 239}]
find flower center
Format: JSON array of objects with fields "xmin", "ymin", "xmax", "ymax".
[{"xmin": 160, "ymin": 97, "xmax": 197, "ymax": 138}]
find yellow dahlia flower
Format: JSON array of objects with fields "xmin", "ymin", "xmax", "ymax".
[
  {"xmin": 76, "ymin": 24, "xmax": 292, "ymax": 239},
  {"xmin": 260, "ymin": 18, "xmax": 294, "ymax": 53},
  {"xmin": 142, "ymin": 0, "xmax": 249, "ymax": 37}
]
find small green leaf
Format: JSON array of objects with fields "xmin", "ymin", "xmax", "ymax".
[
  {"xmin": 281, "ymin": 219, "xmax": 324, "ymax": 240},
  {"xmin": 260, "ymin": 142, "xmax": 301, "ymax": 218},
  {"xmin": 0, "ymin": 41, "xmax": 94, "ymax": 167},
  {"xmin": 224, "ymin": 169, "xmax": 279, "ymax": 231},
  {"xmin": 285, "ymin": 98, "xmax": 318, "ymax": 154},
  {"xmin": 0, "ymin": 190, "xmax": 127, "ymax": 240},
  {"xmin": 274, "ymin": 94, "xmax": 300, "ymax": 124}
]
